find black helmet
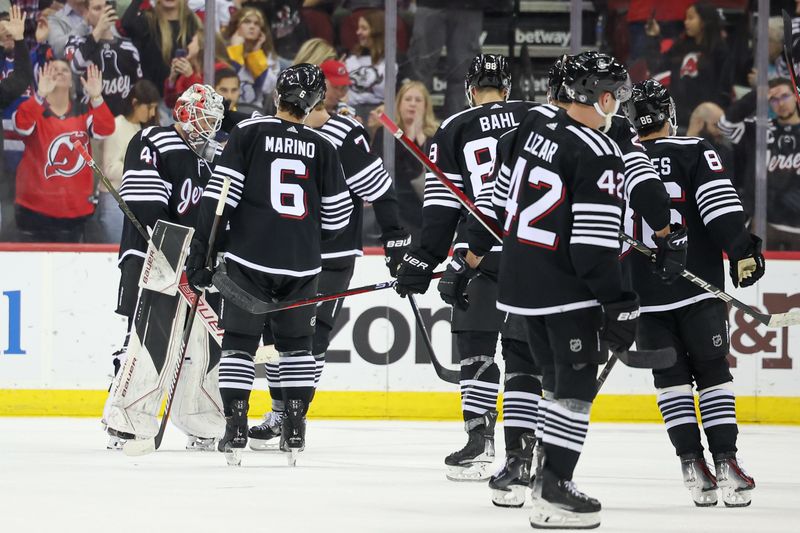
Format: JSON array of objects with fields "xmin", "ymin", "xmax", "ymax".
[
  {"xmin": 547, "ymin": 55, "xmax": 572, "ymax": 104},
  {"xmin": 562, "ymin": 51, "xmax": 630, "ymax": 106},
  {"xmin": 275, "ymin": 63, "xmax": 326, "ymax": 115},
  {"xmin": 464, "ymin": 54, "xmax": 512, "ymax": 106},
  {"xmin": 625, "ymin": 79, "xmax": 676, "ymax": 135}
]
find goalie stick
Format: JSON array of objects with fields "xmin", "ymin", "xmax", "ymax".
[
  {"xmin": 620, "ymin": 233, "xmax": 800, "ymax": 328},
  {"xmin": 377, "ymin": 112, "xmax": 677, "ymax": 371}
]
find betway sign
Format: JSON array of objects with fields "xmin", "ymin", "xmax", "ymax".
[{"xmin": 515, "ymin": 28, "xmax": 571, "ymax": 46}]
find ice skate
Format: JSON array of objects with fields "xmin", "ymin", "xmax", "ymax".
[
  {"xmin": 445, "ymin": 410, "xmax": 498, "ymax": 481},
  {"xmin": 248, "ymin": 411, "xmax": 283, "ymax": 451},
  {"xmin": 529, "ymin": 468, "xmax": 601, "ymax": 530},
  {"xmin": 280, "ymin": 399, "xmax": 306, "ymax": 467},
  {"xmin": 218, "ymin": 400, "xmax": 248, "ymax": 466},
  {"xmin": 185, "ymin": 435, "xmax": 216, "ymax": 451},
  {"xmin": 489, "ymin": 432, "xmax": 535, "ymax": 507},
  {"xmin": 713, "ymin": 452, "xmax": 754, "ymax": 507},
  {"xmin": 680, "ymin": 452, "xmax": 718, "ymax": 507},
  {"xmin": 106, "ymin": 427, "xmax": 134, "ymax": 451}
]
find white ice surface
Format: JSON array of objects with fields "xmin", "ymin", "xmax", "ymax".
[{"xmin": 0, "ymin": 419, "xmax": 797, "ymax": 533}]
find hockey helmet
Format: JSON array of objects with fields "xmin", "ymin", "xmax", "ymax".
[
  {"xmin": 464, "ymin": 53, "xmax": 512, "ymax": 106},
  {"xmin": 625, "ymin": 79, "xmax": 677, "ymax": 136},
  {"xmin": 275, "ymin": 63, "xmax": 327, "ymax": 115},
  {"xmin": 563, "ymin": 51, "xmax": 630, "ymax": 131},
  {"xmin": 546, "ymin": 55, "xmax": 572, "ymax": 104},
  {"xmin": 174, "ymin": 83, "xmax": 225, "ymax": 161}
]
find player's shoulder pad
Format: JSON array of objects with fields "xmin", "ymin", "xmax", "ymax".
[
  {"xmin": 527, "ymin": 103, "xmax": 559, "ymax": 118},
  {"xmin": 235, "ymin": 115, "xmax": 280, "ymax": 130},
  {"xmin": 305, "ymin": 126, "xmax": 339, "ymax": 150},
  {"xmin": 138, "ymin": 125, "xmax": 190, "ymax": 154},
  {"xmin": 319, "ymin": 114, "xmax": 365, "ymax": 146},
  {"xmin": 653, "ymin": 135, "xmax": 703, "ymax": 146},
  {"xmin": 564, "ymin": 122, "xmax": 624, "ymax": 158},
  {"xmin": 506, "ymin": 99, "xmax": 540, "ymax": 110},
  {"xmin": 439, "ymin": 105, "xmax": 482, "ymax": 130}
]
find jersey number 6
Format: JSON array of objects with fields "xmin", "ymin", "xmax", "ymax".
[{"xmin": 271, "ymin": 158, "xmax": 308, "ymax": 219}]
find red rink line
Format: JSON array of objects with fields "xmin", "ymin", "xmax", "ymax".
[{"xmin": 0, "ymin": 243, "xmax": 799, "ymax": 260}]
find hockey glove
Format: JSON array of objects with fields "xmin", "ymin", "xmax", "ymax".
[
  {"xmin": 395, "ymin": 247, "xmax": 438, "ymax": 297},
  {"xmin": 730, "ymin": 234, "xmax": 765, "ymax": 288},
  {"xmin": 381, "ymin": 229, "xmax": 411, "ymax": 277},
  {"xmin": 185, "ymin": 238, "xmax": 212, "ymax": 292},
  {"xmin": 437, "ymin": 251, "xmax": 479, "ymax": 310},
  {"xmin": 600, "ymin": 291, "xmax": 640, "ymax": 353},
  {"xmin": 653, "ymin": 223, "xmax": 688, "ymax": 284}
]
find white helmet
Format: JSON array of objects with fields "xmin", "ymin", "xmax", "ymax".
[{"xmin": 174, "ymin": 83, "xmax": 225, "ymax": 161}]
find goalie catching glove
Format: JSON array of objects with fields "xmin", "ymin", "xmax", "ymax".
[
  {"xmin": 653, "ymin": 223, "xmax": 688, "ymax": 284},
  {"xmin": 729, "ymin": 234, "xmax": 765, "ymax": 288},
  {"xmin": 185, "ymin": 238, "xmax": 213, "ymax": 292},
  {"xmin": 381, "ymin": 229, "xmax": 411, "ymax": 277},
  {"xmin": 437, "ymin": 251, "xmax": 479, "ymax": 310},
  {"xmin": 600, "ymin": 291, "xmax": 640, "ymax": 353},
  {"xmin": 395, "ymin": 247, "xmax": 438, "ymax": 297}
]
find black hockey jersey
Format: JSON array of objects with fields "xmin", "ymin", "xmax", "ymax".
[
  {"xmin": 118, "ymin": 126, "xmax": 220, "ymax": 266},
  {"xmin": 317, "ymin": 114, "xmax": 400, "ymax": 259},
  {"xmin": 485, "ymin": 104, "xmax": 627, "ymax": 314},
  {"xmin": 66, "ymin": 35, "xmax": 142, "ymax": 116},
  {"xmin": 196, "ymin": 116, "xmax": 353, "ymax": 277},
  {"xmin": 628, "ymin": 136, "xmax": 751, "ymax": 312},
  {"xmin": 420, "ymin": 100, "xmax": 534, "ymax": 261}
]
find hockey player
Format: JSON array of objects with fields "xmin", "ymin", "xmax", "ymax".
[
  {"xmin": 394, "ymin": 53, "xmax": 536, "ymax": 481},
  {"xmin": 466, "ymin": 51, "xmax": 638, "ymax": 529},
  {"xmin": 625, "ymin": 79, "xmax": 763, "ymax": 507},
  {"xmin": 104, "ymin": 83, "xmax": 227, "ymax": 451},
  {"xmin": 186, "ymin": 63, "xmax": 353, "ymax": 466},
  {"xmin": 248, "ymin": 99, "xmax": 409, "ymax": 449}
]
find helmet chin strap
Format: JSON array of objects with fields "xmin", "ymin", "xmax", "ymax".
[{"xmin": 593, "ymin": 98, "xmax": 620, "ymax": 133}]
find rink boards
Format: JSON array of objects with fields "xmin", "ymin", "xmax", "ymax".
[{"xmin": 0, "ymin": 248, "xmax": 799, "ymax": 422}]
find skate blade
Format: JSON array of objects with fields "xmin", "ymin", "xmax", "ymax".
[
  {"xmin": 689, "ymin": 487, "xmax": 718, "ymax": 507},
  {"xmin": 106, "ymin": 437, "xmax": 126, "ymax": 451},
  {"xmin": 224, "ymin": 449, "xmax": 242, "ymax": 467},
  {"xmin": 249, "ymin": 438, "xmax": 281, "ymax": 452},
  {"xmin": 186, "ymin": 440, "xmax": 217, "ymax": 452},
  {"xmin": 122, "ymin": 438, "xmax": 156, "ymax": 457},
  {"xmin": 446, "ymin": 461, "xmax": 493, "ymax": 482},
  {"xmin": 286, "ymin": 448, "xmax": 300, "ymax": 467},
  {"xmin": 529, "ymin": 500, "xmax": 600, "ymax": 530},
  {"xmin": 490, "ymin": 485, "xmax": 526, "ymax": 508},
  {"xmin": 721, "ymin": 487, "xmax": 752, "ymax": 507}
]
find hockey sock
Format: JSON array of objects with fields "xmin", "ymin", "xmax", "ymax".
[
  {"xmin": 265, "ymin": 361, "xmax": 283, "ymax": 413},
  {"xmin": 542, "ymin": 399, "xmax": 591, "ymax": 481},
  {"xmin": 279, "ymin": 350, "xmax": 317, "ymax": 411},
  {"xmin": 536, "ymin": 394, "xmax": 552, "ymax": 441},
  {"xmin": 698, "ymin": 384, "xmax": 738, "ymax": 456},
  {"xmin": 502, "ymin": 373, "xmax": 541, "ymax": 452},
  {"xmin": 218, "ymin": 350, "xmax": 255, "ymax": 416},
  {"xmin": 657, "ymin": 384, "xmax": 703, "ymax": 456},
  {"xmin": 313, "ymin": 353, "xmax": 326, "ymax": 387},
  {"xmin": 461, "ymin": 356, "xmax": 500, "ymax": 426}
]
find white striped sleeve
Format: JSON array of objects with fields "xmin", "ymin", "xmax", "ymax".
[
  {"xmin": 622, "ymin": 150, "xmax": 661, "ymax": 200},
  {"xmin": 346, "ymin": 158, "xmax": 392, "ymax": 202},
  {"xmin": 717, "ymin": 116, "xmax": 747, "ymax": 145},
  {"xmin": 474, "ymin": 177, "xmax": 498, "ymax": 220},
  {"xmin": 489, "ymin": 163, "xmax": 514, "ymax": 214},
  {"xmin": 203, "ymin": 165, "xmax": 245, "ymax": 209},
  {"xmin": 570, "ymin": 203, "xmax": 622, "ymax": 249},
  {"xmin": 119, "ymin": 169, "xmax": 172, "ymax": 205},
  {"xmin": 695, "ymin": 178, "xmax": 743, "ymax": 225},
  {"xmin": 320, "ymin": 190, "xmax": 354, "ymax": 230},
  {"xmin": 422, "ymin": 171, "xmax": 465, "ymax": 209}
]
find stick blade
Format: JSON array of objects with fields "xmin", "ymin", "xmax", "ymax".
[
  {"xmin": 767, "ymin": 311, "xmax": 800, "ymax": 328},
  {"xmin": 212, "ymin": 271, "xmax": 271, "ymax": 314},
  {"xmin": 122, "ymin": 438, "xmax": 156, "ymax": 457},
  {"xmin": 615, "ymin": 347, "xmax": 677, "ymax": 369}
]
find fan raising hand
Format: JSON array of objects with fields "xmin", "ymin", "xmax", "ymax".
[{"xmin": 81, "ymin": 64, "xmax": 103, "ymax": 101}]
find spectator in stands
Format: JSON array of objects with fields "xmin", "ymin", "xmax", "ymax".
[
  {"xmin": 187, "ymin": 0, "xmax": 235, "ymax": 31},
  {"xmin": 345, "ymin": 9, "xmax": 388, "ymax": 116},
  {"xmin": 88, "ymin": 79, "xmax": 159, "ymax": 243},
  {"xmin": 407, "ymin": 0, "xmax": 485, "ymax": 117},
  {"xmin": 224, "ymin": 7, "xmax": 280, "ymax": 114},
  {"xmin": 0, "ymin": 6, "xmax": 34, "ymax": 240},
  {"xmin": 67, "ymin": 0, "xmax": 142, "ymax": 117},
  {"xmin": 371, "ymin": 81, "xmax": 438, "ymax": 237},
  {"xmin": 122, "ymin": 0, "xmax": 200, "ymax": 97},
  {"xmin": 627, "ymin": 0, "xmax": 694, "ymax": 62},
  {"xmin": 718, "ymin": 78, "xmax": 800, "ymax": 250},
  {"xmin": 214, "ymin": 66, "xmax": 241, "ymax": 110},
  {"xmin": 13, "ymin": 61, "xmax": 115, "ymax": 242},
  {"xmin": 243, "ymin": 0, "xmax": 308, "ymax": 62},
  {"xmin": 48, "ymin": 0, "xmax": 90, "ymax": 58},
  {"xmin": 163, "ymin": 29, "xmax": 230, "ymax": 109},
  {"xmin": 292, "ymin": 37, "xmax": 336, "ymax": 66},
  {"xmin": 320, "ymin": 58, "xmax": 352, "ymax": 115},
  {"xmin": 646, "ymin": 1, "xmax": 732, "ymax": 130}
]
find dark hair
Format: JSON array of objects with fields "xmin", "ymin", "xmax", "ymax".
[
  {"xmin": 769, "ymin": 77, "xmax": 793, "ymax": 90},
  {"xmin": 121, "ymin": 79, "xmax": 160, "ymax": 117},
  {"xmin": 689, "ymin": 1, "xmax": 723, "ymax": 52},
  {"xmin": 278, "ymin": 101, "xmax": 306, "ymax": 119},
  {"xmin": 215, "ymin": 67, "xmax": 239, "ymax": 87}
]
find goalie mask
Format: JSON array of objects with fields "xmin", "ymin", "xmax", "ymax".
[
  {"xmin": 174, "ymin": 84, "xmax": 225, "ymax": 162},
  {"xmin": 562, "ymin": 51, "xmax": 630, "ymax": 132},
  {"xmin": 465, "ymin": 53, "xmax": 512, "ymax": 106},
  {"xmin": 625, "ymin": 79, "xmax": 677, "ymax": 136}
]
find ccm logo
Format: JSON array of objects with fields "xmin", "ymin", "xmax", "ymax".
[
  {"xmin": 617, "ymin": 310, "xmax": 640, "ymax": 321},
  {"xmin": 403, "ymin": 253, "xmax": 429, "ymax": 269}
]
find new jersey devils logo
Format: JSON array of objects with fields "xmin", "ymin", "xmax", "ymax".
[
  {"xmin": 679, "ymin": 52, "xmax": 700, "ymax": 79},
  {"xmin": 44, "ymin": 131, "xmax": 89, "ymax": 180}
]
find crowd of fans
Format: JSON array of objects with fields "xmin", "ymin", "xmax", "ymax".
[{"xmin": 0, "ymin": 0, "xmax": 798, "ymax": 250}]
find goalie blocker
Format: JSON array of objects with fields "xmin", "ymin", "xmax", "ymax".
[{"xmin": 104, "ymin": 221, "xmax": 225, "ymax": 445}]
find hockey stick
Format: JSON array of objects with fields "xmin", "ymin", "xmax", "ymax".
[
  {"xmin": 75, "ymin": 141, "xmax": 224, "ymax": 344},
  {"xmin": 783, "ymin": 10, "xmax": 800, "ymax": 108},
  {"xmin": 620, "ymin": 232, "xmax": 800, "ymax": 328},
  {"xmin": 123, "ymin": 177, "xmax": 231, "ymax": 456},
  {"xmin": 378, "ymin": 113, "xmax": 676, "ymax": 368},
  {"xmin": 408, "ymin": 295, "xmax": 460, "ymax": 384}
]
